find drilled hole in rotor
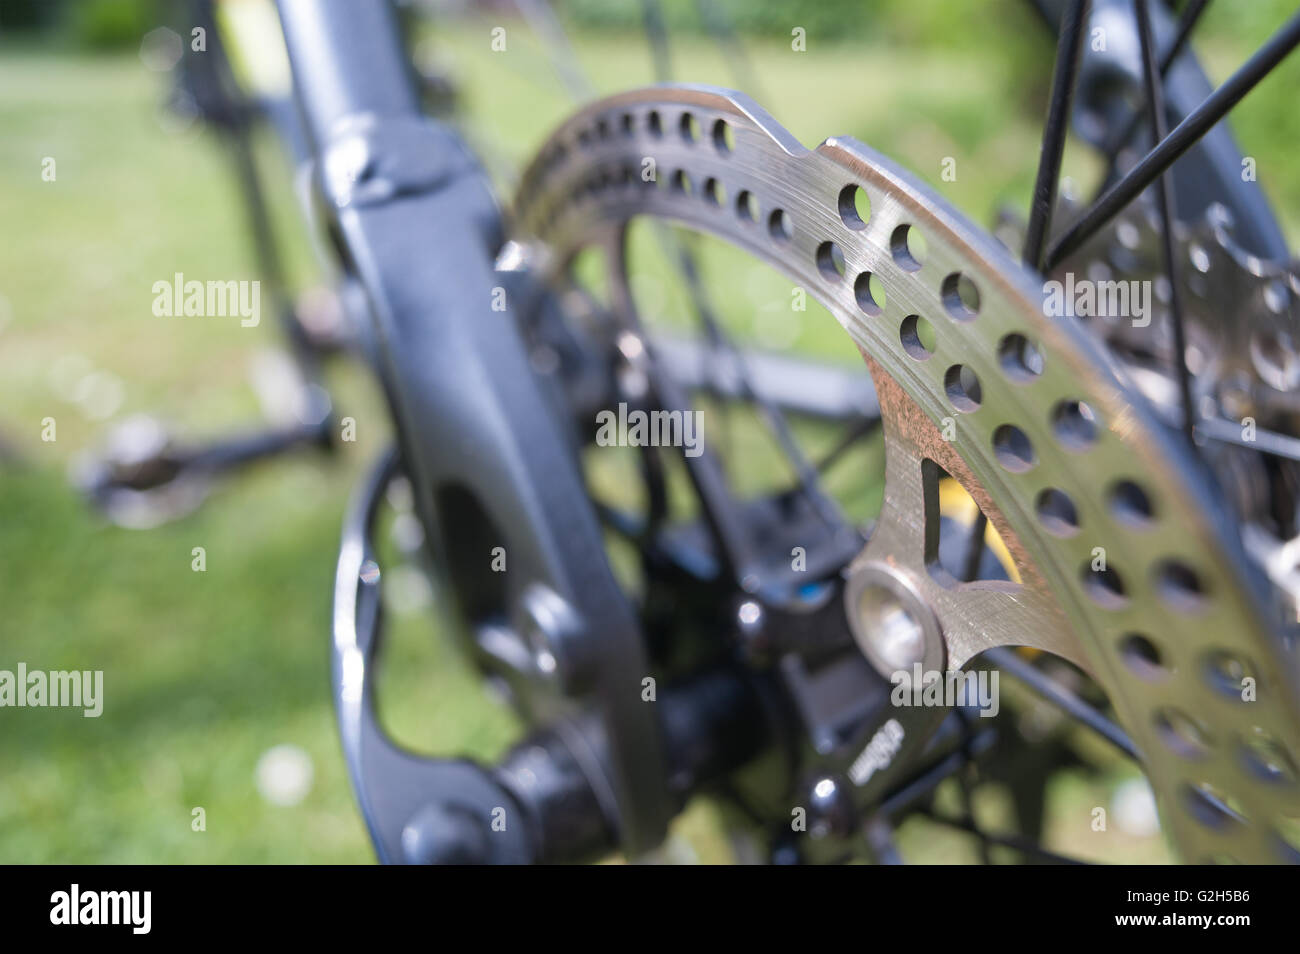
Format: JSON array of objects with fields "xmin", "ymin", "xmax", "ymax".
[
  {"xmin": 890, "ymin": 224, "xmax": 926, "ymax": 271},
  {"xmin": 1051, "ymin": 399, "xmax": 1098, "ymax": 451},
  {"xmin": 1154, "ymin": 559, "xmax": 1208, "ymax": 613},
  {"xmin": 1108, "ymin": 479, "xmax": 1155, "ymax": 527},
  {"xmin": 1239, "ymin": 729, "xmax": 1298, "ymax": 785},
  {"xmin": 816, "ymin": 240, "xmax": 846, "ymax": 281},
  {"xmin": 1182, "ymin": 782, "xmax": 1247, "ymax": 830},
  {"xmin": 1035, "ymin": 488, "xmax": 1079, "ymax": 537},
  {"xmin": 941, "ymin": 272, "xmax": 980, "ymax": 321},
  {"xmin": 620, "ymin": 113, "xmax": 635, "ymax": 136},
  {"xmin": 703, "ymin": 177, "xmax": 725, "ymax": 206},
  {"xmin": 922, "ymin": 461, "xmax": 1016, "ymax": 584},
  {"xmin": 944, "ymin": 365, "xmax": 982, "ymax": 413},
  {"xmin": 854, "ymin": 272, "xmax": 886, "ymax": 315},
  {"xmin": 998, "ymin": 333, "xmax": 1044, "ymax": 382},
  {"xmin": 647, "ymin": 110, "xmax": 663, "ymax": 137},
  {"xmin": 1250, "ymin": 329, "xmax": 1300, "ymax": 391},
  {"xmin": 900, "ymin": 315, "xmax": 935, "ymax": 360},
  {"xmin": 671, "ymin": 169, "xmax": 693, "ymax": 195},
  {"xmin": 1203, "ymin": 650, "xmax": 1258, "ymax": 701},
  {"xmin": 769, "ymin": 208, "xmax": 793, "ymax": 242},
  {"xmin": 1118, "ymin": 633, "xmax": 1169, "ymax": 681},
  {"xmin": 679, "ymin": 112, "xmax": 700, "ymax": 143},
  {"xmin": 712, "ymin": 118, "xmax": 734, "ymax": 154},
  {"xmin": 595, "ymin": 117, "xmax": 611, "ymax": 139},
  {"xmin": 736, "ymin": 190, "xmax": 758, "ymax": 222},
  {"xmin": 838, "ymin": 184, "xmax": 870, "ymax": 230},
  {"xmin": 1154, "ymin": 708, "xmax": 1212, "ymax": 760},
  {"xmin": 1188, "ymin": 241, "xmax": 1211, "ymax": 273},
  {"xmin": 1081, "ymin": 563, "xmax": 1127, "ymax": 608},
  {"xmin": 992, "ymin": 424, "xmax": 1035, "ymax": 472}
]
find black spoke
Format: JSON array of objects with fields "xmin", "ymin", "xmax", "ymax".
[
  {"xmin": 605, "ymin": 230, "xmax": 761, "ymax": 581},
  {"xmin": 814, "ymin": 415, "xmax": 880, "ymax": 474},
  {"xmin": 961, "ymin": 510, "xmax": 989, "ymax": 582},
  {"xmin": 634, "ymin": 2, "xmax": 850, "ymax": 535},
  {"xmin": 919, "ymin": 809, "xmax": 1091, "ymax": 864},
  {"xmin": 1135, "ymin": 0, "xmax": 1197, "ymax": 446},
  {"xmin": 984, "ymin": 647, "xmax": 1140, "ymax": 761},
  {"xmin": 1023, "ymin": 0, "xmax": 1091, "ymax": 273},
  {"xmin": 692, "ymin": 0, "xmax": 769, "ymax": 105},
  {"xmin": 877, "ymin": 724, "xmax": 998, "ymax": 818},
  {"xmin": 1098, "ymin": 0, "xmax": 1212, "ymax": 163},
  {"xmin": 640, "ymin": 0, "xmax": 674, "ymax": 84},
  {"xmin": 513, "ymin": 0, "xmax": 594, "ymax": 100},
  {"xmin": 669, "ymin": 243, "xmax": 846, "ymax": 531},
  {"xmin": 1046, "ymin": 9, "xmax": 1300, "ymax": 270},
  {"xmin": 864, "ymin": 817, "xmax": 905, "ymax": 865},
  {"xmin": 520, "ymin": 0, "xmax": 851, "ymax": 548},
  {"xmin": 1197, "ymin": 415, "xmax": 1300, "ymax": 461},
  {"xmin": 955, "ymin": 707, "xmax": 994, "ymax": 864}
]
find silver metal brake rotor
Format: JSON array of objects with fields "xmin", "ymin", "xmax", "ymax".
[{"xmin": 511, "ymin": 85, "xmax": 1300, "ymax": 863}]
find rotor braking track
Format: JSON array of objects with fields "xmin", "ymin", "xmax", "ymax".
[{"xmin": 512, "ymin": 85, "xmax": 1300, "ymax": 863}]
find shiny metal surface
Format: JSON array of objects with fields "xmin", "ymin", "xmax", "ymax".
[
  {"xmin": 1040, "ymin": 193, "xmax": 1300, "ymax": 424},
  {"xmin": 512, "ymin": 85, "xmax": 1300, "ymax": 862}
]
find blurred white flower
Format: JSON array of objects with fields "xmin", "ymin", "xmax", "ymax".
[
  {"xmin": 74, "ymin": 370, "xmax": 125, "ymax": 420},
  {"xmin": 255, "ymin": 744, "xmax": 314, "ymax": 807},
  {"xmin": 383, "ymin": 563, "xmax": 434, "ymax": 616},
  {"xmin": 1112, "ymin": 777, "xmax": 1161, "ymax": 837},
  {"xmin": 139, "ymin": 28, "xmax": 183, "ymax": 72}
]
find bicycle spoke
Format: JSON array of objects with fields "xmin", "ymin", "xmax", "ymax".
[
  {"xmin": 920, "ymin": 809, "xmax": 1091, "ymax": 864},
  {"xmin": 668, "ymin": 239, "xmax": 847, "ymax": 532},
  {"xmin": 1046, "ymin": 9, "xmax": 1300, "ymax": 270},
  {"xmin": 864, "ymin": 817, "xmax": 905, "ymax": 864},
  {"xmin": 983, "ymin": 647, "xmax": 1140, "ymax": 760},
  {"xmin": 1098, "ymin": 0, "xmax": 1211, "ymax": 163},
  {"xmin": 1135, "ymin": 0, "xmax": 1197, "ymax": 446},
  {"xmin": 522, "ymin": 0, "xmax": 851, "ymax": 541},
  {"xmin": 640, "ymin": 0, "xmax": 674, "ymax": 84},
  {"xmin": 814, "ymin": 415, "xmax": 880, "ymax": 474},
  {"xmin": 1023, "ymin": 0, "xmax": 1090, "ymax": 273},
  {"xmin": 877, "ymin": 725, "xmax": 998, "ymax": 817},
  {"xmin": 692, "ymin": 0, "xmax": 769, "ymax": 105},
  {"xmin": 960, "ymin": 510, "xmax": 989, "ymax": 582},
  {"xmin": 955, "ymin": 707, "xmax": 994, "ymax": 864},
  {"xmin": 513, "ymin": 0, "xmax": 593, "ymax": 100},
  {"xmin": 632, "ymin": 6, "xmax": 852, "ymax": 535},
  {"xmin": 603, "ymin": 226, "xmax": 760, "ymax": 581},
  {"xmin": 1197, "ymin": 415, "xmax": 1300, "ymax": 461}
]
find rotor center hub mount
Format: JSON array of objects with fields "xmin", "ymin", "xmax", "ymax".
[{"xmin": 844, "ymin": 563, "xmax": 945, "ymax": 679}]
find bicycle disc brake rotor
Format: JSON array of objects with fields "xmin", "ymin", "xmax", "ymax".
[{"xmin": 511, "ymin": 85, "xmax": 1300, "ymax": 863}]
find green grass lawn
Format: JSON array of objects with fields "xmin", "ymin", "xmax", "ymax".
[{"xmin": 2, "ymin": 4, "xmax": 1297, "ymax": 863}]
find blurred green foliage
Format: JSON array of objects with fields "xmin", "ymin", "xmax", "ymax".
[
  {"xmin": 66, "ymin": 0, "xmax": 158, "ymax": 49},
  {"xmin": 0, "ymin": 0, "xmax": 158, "ymax": 49}
]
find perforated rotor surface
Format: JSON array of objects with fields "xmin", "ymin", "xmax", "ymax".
[{"xmin": 513, "ymin": 86, "xmax": 1300, "ymax": 863}]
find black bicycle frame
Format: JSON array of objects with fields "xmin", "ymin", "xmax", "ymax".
[{"xmin": 275, "ymin": 0, "xmax": 672, "ymax": 858}]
